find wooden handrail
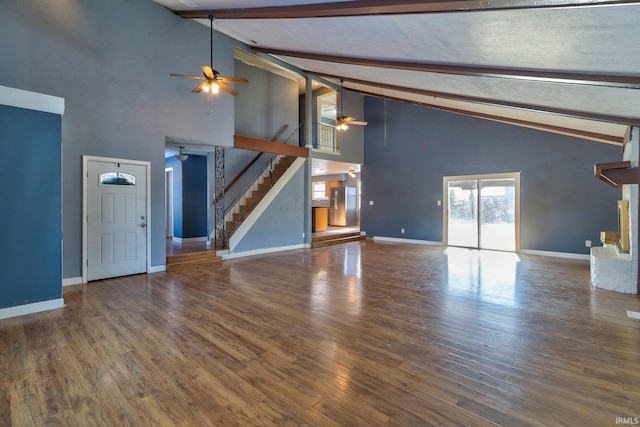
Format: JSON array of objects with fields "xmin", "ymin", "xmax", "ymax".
[{"xmin": 213, "ymin": 124, "xmax": 290, "ymax": 205}]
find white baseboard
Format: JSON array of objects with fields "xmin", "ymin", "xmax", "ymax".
[
  {"xmin": 149, "ymin": 265, "xmax": 167, "ymax": 273},
  {"xmin": 373, "ymin": 236, "xmax": 443, "ymax": 246},
  {"xmin": 172, "ymin": 236, "xmax": 208, "ymax": 243},
  {"xmin": 221, "ymin": 243, "xmax": 307, "ymax": 260},
  {"xmin": 518, "ymin": 249, "xmax": 590, "ymax": 260},
  {"xmin": 0, "ymin": 298, "xmax": 65, "ymax": 320},
  {"xmin": 62, "ymin": 276, "xmax": 83, "ymax": 287}
]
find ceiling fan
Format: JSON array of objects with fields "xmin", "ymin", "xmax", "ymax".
[
  {"xmin": 336, "ymin": 79, "xmax": 367, "ymax": 131},
  {"xmin": 170, "ymin": 15, "xmax": 248, "ymax": 98}
]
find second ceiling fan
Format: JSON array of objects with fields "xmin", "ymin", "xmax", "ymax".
[
  {"xmin": 170, "ymin": 15, "xmax": 248, "ymax": 97},
  {"xmin": 336, "ymin": 80, "xmax": 367, "ymax": 131}
]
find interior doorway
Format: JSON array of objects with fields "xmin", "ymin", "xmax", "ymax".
[{"xmin": 444, "ymin": 172, "xmax": 520, "ymax": 252}]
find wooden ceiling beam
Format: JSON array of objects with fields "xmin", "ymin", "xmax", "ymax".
[
  {"xmin": 356, "ymin": 88, "xmax": 626, "ymax": 146},
  {"xmin": 253, "ymin": 47, "xmax": 640, "ymax": 90},
  {"xmin": 313, "ymin": 71, "xmax": 640, "ymax": 127},
  {"xmin": 175, "ymin": 0, "xmax": 640, "ymax": 19}
]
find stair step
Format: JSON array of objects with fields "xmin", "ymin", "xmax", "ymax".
[
  {"xmin": 166, "ymin": 250, "xmax": 222, "ymax": 271},
  {"xmin": 223, "ymin": 155, "xmax": 297, "ymax": 243},
  {"xmin": 311, "ymin": 233, "xmax": 365, "ymax": 248},
  {"xmin": 166, "ymin": 250, "xmax": 220, "ymax": 265},
  {"xmin": 167, "ymin": 257, "xmax": 222, "ymax": 271},
  {"xmin": 312, "ymin": 231, "xmax": 362, "ymax": 243}
]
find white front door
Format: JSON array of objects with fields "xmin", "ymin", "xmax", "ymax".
[{"xmin": 87, "ymin": 160, "xmax": 147, "ymax": 281}]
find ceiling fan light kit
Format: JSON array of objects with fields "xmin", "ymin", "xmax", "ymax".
[
  {"xmin": 170, "ymin": 15, "xmax": 248, "ymax": 110},
  {"xmin": 175, "ymin": 146, "xmax": 189, "ymax": 161}
]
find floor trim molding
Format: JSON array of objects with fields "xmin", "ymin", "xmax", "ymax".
[
  {"xmin": 62, "ymin": 277, "xmax": 83, "ymax": 287},
  {"xmin": 0, "ymin": 298, "xmax": 64, "ymax": 320},
  {"xmin": 518, "ymin": 249, "xmax": 590, "ymax": 260},
  {"xmin": 149, "ymin": 265, "xmax": 167, "ymax": 273},
  {"xmin": 373, "ymin": 236, "xmax": 443, "ymax": 246}
]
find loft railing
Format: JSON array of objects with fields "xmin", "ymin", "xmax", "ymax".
[{"xmin": 315, "ymin": 122, "xmax": 339, "ymax": 153}]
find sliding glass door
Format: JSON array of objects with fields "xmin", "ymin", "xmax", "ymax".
[
  {"xmin": 447, "ymin": 180, "xmax": 478, "ymax": 248},
  {"xmin": 445, "ymin": 173, "xmax": 519, "ymax": 252}
]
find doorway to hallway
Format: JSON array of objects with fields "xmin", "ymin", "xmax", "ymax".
[{"xmin": 443, "ymin": 172, "xmax": 520, "ymax": 252}]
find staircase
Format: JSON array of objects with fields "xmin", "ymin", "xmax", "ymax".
[
  {"xmin": 166, "ymin": 250, "xmax": 222, "ymax": 272},
  {"xmin": 222, "ymin": 155, "xmax": 297, "ymax": 245},
  {"xmin": 311, "ymin": 230, "xmax": 366, "ymax": 248}
]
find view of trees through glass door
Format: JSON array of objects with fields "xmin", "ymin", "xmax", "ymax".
[{"xmin": 445, "ymin": 173, "xmax": 519, "ymax": 252}]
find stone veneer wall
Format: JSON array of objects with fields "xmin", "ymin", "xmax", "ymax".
[{"xmin": 590, "ymin": 126, "xmax": 639, "ymax": 294}]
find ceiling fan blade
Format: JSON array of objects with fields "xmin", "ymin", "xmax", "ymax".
[
  {"xmin": 218, "ymin": 82, "xmax": 239, "ymax": 96},
  {"xmin": 200, "ymin": 65, "xmax": 215, "ymax": 79},
  {"xmin": 192, "ymin": 81, "xmax": 208, "ymax": 93},
  {"xmin": 218, "ymin": 76, "xmax": 249, "ymax": 84},
  {"xmin": 349, "ymin": 120, "xmax": 368, "ymax": 126},
  {"xmin": 170, "ymin": 73, "xmax": 206, "ymax": 80}
]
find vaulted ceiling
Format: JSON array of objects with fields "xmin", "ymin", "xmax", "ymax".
[{"xmin": 153, "ymin": 0, "xmax": 640, "ymax": 146}]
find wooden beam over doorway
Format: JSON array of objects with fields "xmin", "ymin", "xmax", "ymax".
[{"xmin": 234, "ymin": 135, "xmax": 309, "ymax": 158}]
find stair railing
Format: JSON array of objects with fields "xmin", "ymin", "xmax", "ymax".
[
  {"xmin": 223, "ymin": 153, "xmax": 283, "ymax": 227},
  {"xmin": 215, "ymin": 123, "xmax": 303, "ymax": 248}
]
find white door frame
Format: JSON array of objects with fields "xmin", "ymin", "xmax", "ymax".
[
  {"xmin": 165, "ymin": 167, "xmax": 174, "ymax": 238},
  {"xmin": 82, "ymin": 155, "xmax": 152, "ymax": 283},
  {"xmin": 443, "ymin": 172, "xmax": 520, "ymax": 251}
]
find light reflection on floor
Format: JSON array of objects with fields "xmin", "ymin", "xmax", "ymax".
[
  {"xmin": 444, "ymin": 247, "xmax": 521, "ymax": 306},
  {"xmin": 312, "ymin": 245, "xmax": 363, "ymax": 317}
]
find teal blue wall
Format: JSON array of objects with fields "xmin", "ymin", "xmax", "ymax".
[
  {"xmin": 0, "ymin": 105, "xmax": 61, "ymax": 308},
  {"xmin": 361, "ymin": 98, "xmax": 622, "ymax": 254},
  {"xmin": 165, "ymin": 155, "xmax": 207, "ymax": 239}
]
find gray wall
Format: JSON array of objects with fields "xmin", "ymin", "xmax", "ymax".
[
  {"xmin": 361, "ymin": 97, "xmax": 622, "ymax": 254},
  {"xmin": 234, "ymin": 60, "xmax": 299, "ymax": 140},
  {"xmin": 1, "ymin": 0, "xmax": 240, "ymax": 278}
]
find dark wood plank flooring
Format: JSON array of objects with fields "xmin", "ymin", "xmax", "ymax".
[{"xmin": 2, "ymin": 241, "xmax": 640, "ymax": 426}]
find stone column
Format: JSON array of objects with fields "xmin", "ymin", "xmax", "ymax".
[
  {"xmin": 623, "ymin": 126, "xmax": 640, "ymax": 293},
  {"xmin": 590, "ymin": 126, "xmax": 639, "ymax": 294}
]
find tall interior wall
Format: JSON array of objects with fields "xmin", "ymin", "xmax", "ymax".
[
  {"xmin": 1, "ymin": 0, "xmax": 239, "ymax": 278},
  {"xmin": 361, "ymin": 97, "xmax": 622, "ymax": 255}
]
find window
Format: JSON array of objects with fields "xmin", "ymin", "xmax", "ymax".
[
  {"xmin": 313, "ymin": 182, "xmax": 327, "ymax": 199},
  {"xmin": 99, "ymin": 172, "xmax": 136, "ymax": 186}
]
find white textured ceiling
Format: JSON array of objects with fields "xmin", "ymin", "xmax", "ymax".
[{"xmin": 154, "ymin": 0, "xmax": 640, "ymax": 173}]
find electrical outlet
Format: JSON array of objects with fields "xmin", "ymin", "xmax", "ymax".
[
  {"xmin": 302, "ymin": 232, "xmax": 305, "ymax": 239},
  {"xmin": 585, "ymin": 240, "xmax": 592, "ymax": 247},
  {"xmin": 369, "ymin": 200, "xmax": 374, "ymax": 205},
  {"xmin": 437, "ymin": 200, "xmax": 442, "ymax": 206},
  {"xmin": 401, "ymin": 228, "xmax": 405, "ymax": 234}
]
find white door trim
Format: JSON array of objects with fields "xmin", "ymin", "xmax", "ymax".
[
  {"xmin": 443, "ymin": 172, "xmax": 520, "ymax": 252},
  {"xmin": 82, "ymin": 155, "xmax": 151, "ymax": 283},
  {"xmin": 165, "ymin": 167, "xmax": 174, "ymax": 238}
]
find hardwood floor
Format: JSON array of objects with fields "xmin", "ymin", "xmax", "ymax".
[{"xmin": 2, "ymin": 241, "xmax": 640, "ymax": 426}]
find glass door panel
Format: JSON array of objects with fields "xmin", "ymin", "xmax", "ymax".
[
  {"xmin": 447, "ymin": 180, "xmax": 478, "ymax": 248},
  {"xmin": 479, "ymin": 178, "xmax": 516, "ymax": 251}
]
